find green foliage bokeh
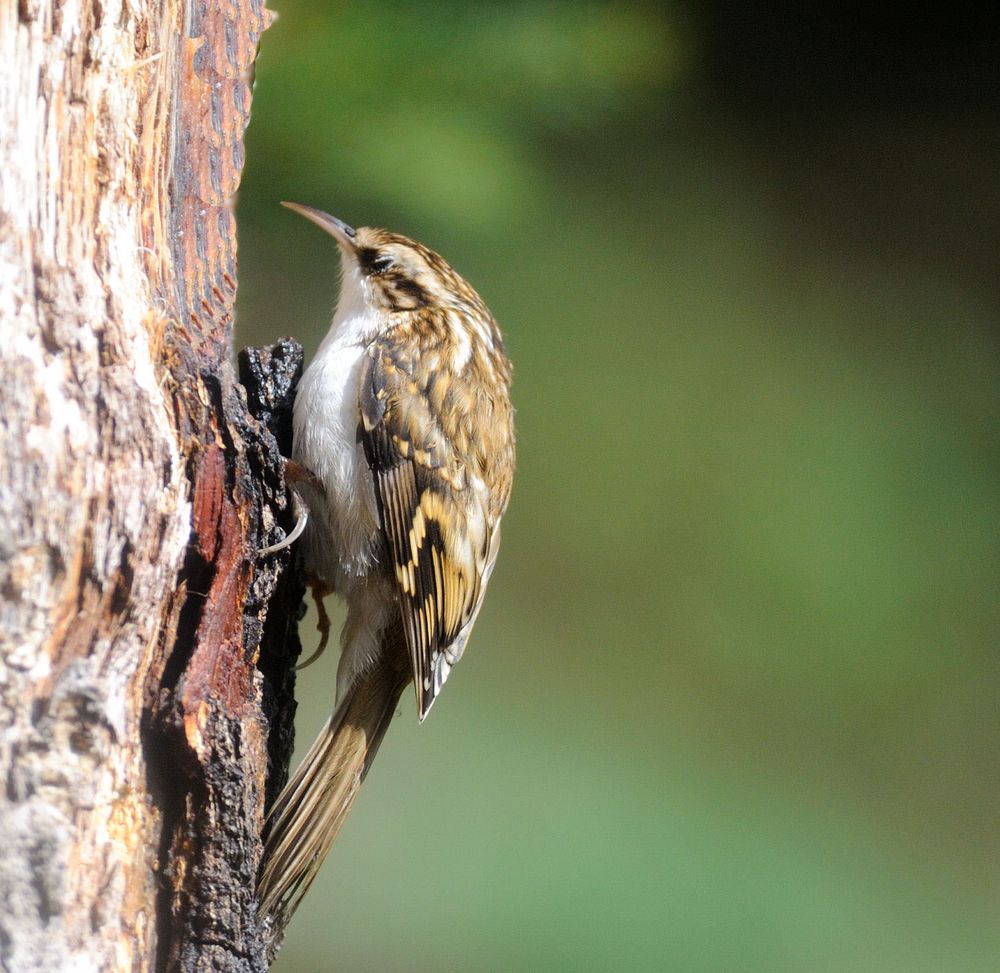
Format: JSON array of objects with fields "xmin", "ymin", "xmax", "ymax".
[{"xmin": 237, "ymin": 3, "xmax": 1000, "ymax": 970}]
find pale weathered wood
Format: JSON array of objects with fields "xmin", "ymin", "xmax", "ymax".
[{"xmin": 0, "ymin": 0, "xmax": 300, "ymax": 970}]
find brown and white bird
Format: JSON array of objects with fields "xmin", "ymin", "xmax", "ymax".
[{"xmin": 257, "ymin": 203, "xmax": 515, "ymax": 943}]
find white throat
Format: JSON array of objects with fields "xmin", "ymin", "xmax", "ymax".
[{"xmin": 320, "ymin": 258, "xmax": 380, "ymax": 350}]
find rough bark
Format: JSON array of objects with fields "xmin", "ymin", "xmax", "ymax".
[{"xmin": 0, "ymin": 1, "xmax": 300, "ymax": 970}]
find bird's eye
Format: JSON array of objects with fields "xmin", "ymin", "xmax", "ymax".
[{"xmin": 371, "ymin": 255, "xmax": 395, "ymax": 275}]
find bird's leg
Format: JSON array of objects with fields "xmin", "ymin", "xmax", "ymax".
[
  {"xmin": 258, "ymin": 459, "xmax": 326, "ymax": 556},
  {"xmin": 259, "ymin": 456, "xmax": 334, "ymax": 668},
  {"xmin": 296, "ymin": 581, "xmax": 334, "ymax": 670}
]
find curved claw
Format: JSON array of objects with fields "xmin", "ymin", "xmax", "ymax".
[
  {"xmin": 295, "ymin": 585, "xmax": 332, "ymax": 670},
  {"xmin": 259, "ymin": 487, "xmax": 309, "ymax": 556}
]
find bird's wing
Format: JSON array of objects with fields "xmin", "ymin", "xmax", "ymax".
[{"xmin": 358, "ymin": 342, "xmax": 493, "ymax": 720}]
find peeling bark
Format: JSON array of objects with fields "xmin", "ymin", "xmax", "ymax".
[{"xmin": 0, "ymin": 1, "xmax": 300, "ymax": 970}]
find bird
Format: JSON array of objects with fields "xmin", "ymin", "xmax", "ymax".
[{"xmin": 256, "ymin": 202, "xmax": 515, "ymax": 946}]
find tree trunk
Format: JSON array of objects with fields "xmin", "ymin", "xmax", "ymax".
[{"xmin": 0, "ymin": 1, "xmax": 300, "ymax": 970}]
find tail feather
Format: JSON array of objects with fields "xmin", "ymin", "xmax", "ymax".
[{"xmin": 257, "ymin": 659, "xmax": 407, "ymax": 949}]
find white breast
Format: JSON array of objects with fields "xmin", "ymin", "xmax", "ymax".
[{"xmin": 292, "ymin": 270, "xmax": 381, "ymax": 592}]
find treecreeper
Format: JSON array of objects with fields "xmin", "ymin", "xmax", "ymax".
[{"xmin": 256, "ymin": 203, "xmax": 516, "ymax": 948}]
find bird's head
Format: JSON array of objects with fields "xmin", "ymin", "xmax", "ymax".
[{"xmin": 282, "ymin": 201, "xmax": 474, "ymax": 315}]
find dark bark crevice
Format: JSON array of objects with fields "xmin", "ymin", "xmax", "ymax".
[
  {"xmin": 238, "ymin": 340, "xmax": 307, "ymax": 811},
  {"xmin": 146, "ymin": 341, "xmax": 305, "ymax": 971}
]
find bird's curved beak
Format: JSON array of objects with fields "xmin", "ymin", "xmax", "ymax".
[{"xmin": 281, "ymin": 201, "xmax": 357, "ymax": 251}]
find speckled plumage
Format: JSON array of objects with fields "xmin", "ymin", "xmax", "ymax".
[{"xmin": 257, "ymin": 205, "xmax": 514, "ymax": 945}]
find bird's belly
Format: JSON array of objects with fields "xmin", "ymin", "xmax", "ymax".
[{"xmin": 292, "ymin": 337, "xmax": 380, "ymax": 592}]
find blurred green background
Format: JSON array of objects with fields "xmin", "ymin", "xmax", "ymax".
[{"xmin": 237, "ymin": 3, "xmax": 1000, "ymax": 970}]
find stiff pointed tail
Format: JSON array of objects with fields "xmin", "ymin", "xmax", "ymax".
[{"xmin": 257, "ymin": 659, "xmax": 408, "ymax": 949}]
